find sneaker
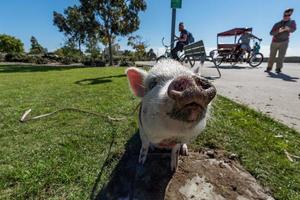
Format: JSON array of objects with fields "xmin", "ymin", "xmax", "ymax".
[{"xmin": 264, "ymin": 69, "xmax": 271, "ymax": 72}]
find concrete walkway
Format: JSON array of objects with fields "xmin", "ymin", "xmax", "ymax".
[{"xmin": 201, "ymin": 62, "xmax": 300, "ymax": 132}]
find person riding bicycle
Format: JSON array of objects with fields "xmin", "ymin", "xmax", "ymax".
[
  {"xmin": 238, "ymin": 30, "xmax": 262, "ymax": 59},
  {"xmin": 171, "ymin": 22, "xmax": 190, "ymax": 60}
]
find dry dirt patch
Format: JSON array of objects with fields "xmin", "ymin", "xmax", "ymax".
[
  {"xmin": 165, "ymin": 150, "xmax": 274, "ymax": 200},
  {"xmin": 97, "ymin": 134, "xmax": 273, "ymax": 200}
]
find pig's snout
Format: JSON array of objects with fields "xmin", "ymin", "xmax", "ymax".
[
  {"xmin": 167, "ymin": 76, "xmax": 216, "ymax": 106},
  {"xmin": 167, "ymin": 76, "xmax": 216, "ymax": 122}
]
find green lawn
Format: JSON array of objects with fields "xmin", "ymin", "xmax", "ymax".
[{"xmin": 0, "ymin": 65, "xmax": 299, "ymax": 199}]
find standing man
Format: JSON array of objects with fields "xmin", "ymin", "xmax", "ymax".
[
  {"xmin": 266, "ymin": 8, "xmax": 296, "ymax": 73},
  {"xmin": 171, "ymin": 22, "xmax": 188, "ymax": 60}
]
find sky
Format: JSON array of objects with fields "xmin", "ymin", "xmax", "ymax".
[{"xmin": 0, "ymin": 0, "xmax": 299, "ymax": 56}]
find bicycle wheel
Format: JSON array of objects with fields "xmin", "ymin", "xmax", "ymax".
[
  {"xmin": 210, "ymin": 49, "xmax": 222, "ymax": 66},
  {"xmin": 249, "ymin": 53, "xmax": 263, "ymax": 67},
  {"xmin": 156, "ymin": 55, "xmax": 167, "ymax": 62},
  {"xmin": 229, "ymin": 54, "xmax": 238, "ymax": 66}
]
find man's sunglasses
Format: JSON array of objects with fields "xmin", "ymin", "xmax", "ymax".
[{"xmin": 284, "ymin": 14, "xmax": 291, "ymax": 17}]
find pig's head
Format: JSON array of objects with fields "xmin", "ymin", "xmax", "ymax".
[{"xmin": 126, "ymin": 60, "xmax": 216, "ymax": 132}]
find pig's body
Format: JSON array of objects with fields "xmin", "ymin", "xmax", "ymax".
[{"xmin": 126, "ymin": 60, "xmax": 216, "ymax": 170}]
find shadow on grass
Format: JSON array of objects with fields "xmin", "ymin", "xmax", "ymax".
[
  {"xmin": 0, "ymin": 65, "xmax": 87, "ymax": 73},
  {"xmin": 75, "ymin": 74, "xmax": 126, "ymax": 85},
  {"xmin": 91, "ymin": 132, "xmax": 174, "ymax": 200},
  {"xmin": 266, "ymin": 71, "xmax": 299, "ymax": 82}
]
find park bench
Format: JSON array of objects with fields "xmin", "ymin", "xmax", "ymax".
[
  {"xmin": 183, "ymin": 40, "xmax": 221, "ymax": 78},
  {"xmin": 135, "ymin": 40, "xmax": 221, "ymax": 78},
  {"xmin": 183, "ymin": 40, "xmax": 206, "ymax": 67}
]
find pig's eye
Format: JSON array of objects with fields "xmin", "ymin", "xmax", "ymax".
[{"xmin": 148, "ymin": 79, "xmax": 158, "ymax": 90}]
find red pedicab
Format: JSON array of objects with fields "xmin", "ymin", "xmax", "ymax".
[{"xmin": 209, "ymin": 27, "xmax": 264, "ymax": 67}]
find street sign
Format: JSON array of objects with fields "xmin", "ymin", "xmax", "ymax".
[{"xmin": 171, "ymin": 0, "xmax": 182, "ymax": 9}]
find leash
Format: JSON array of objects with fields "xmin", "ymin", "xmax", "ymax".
[{"xmin": 20, "ymin": 107, "xmax": 125, "ymax": 123}]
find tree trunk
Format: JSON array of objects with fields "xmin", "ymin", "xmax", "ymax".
[
  {"xmin": 78, "ymin": 40, "xmax": 82, "ymax": 53},
  {"xmin": 108, "ymin": 35, "xmax": 113, "ymax": 66}
]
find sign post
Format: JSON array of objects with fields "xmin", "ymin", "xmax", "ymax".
[
  {"xmin": 170, "ymin": 9, "xmax": 176, "ymax": 50},
  {"xmin": 170, "ymin": 0, "xmax": 182, "ymax": 50}
]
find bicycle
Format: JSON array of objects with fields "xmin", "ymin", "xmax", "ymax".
[
  {"xmin": 156, "ymin": 37, "xmax": 196, "ymax": 66},
  {"xmin": 231, "ymin": 39, "xmax": 264, "ymax": 67}
]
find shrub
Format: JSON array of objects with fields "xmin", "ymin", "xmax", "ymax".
[
  {"xmin": 112, "ymin": 56, "xmax": 122, "ymax": 65},
  {"xmin": 0, "ymin": 53, "xmax": 6, "ymax": 62},
  {"xmin": 0, "ymin": 34, "xmax": 24, "ymax": 54},
  {"xmin": 27, "ymin": 55, "xmax": 49, "ymax": 64},
  {"xmin": 54, "ymin": 44, "xmax": 83, "ymax": 64},
  {"xmin": 44, "ymin": 53, "xmax": 60, "ymax": 62},
  {"xmin": 83, "ymin": 58, "xmax": 106, "ymax": 67},
  {"xmin": 5, "ymin": 53, "xmax": 50, "ymax": 64},
  {"xmin": 5, "ymin": 53, "xmax": 28, "ymax": 62},
  {"xmin": 119, "ymin": 57, "xmax": 133, "ymax": 67}
]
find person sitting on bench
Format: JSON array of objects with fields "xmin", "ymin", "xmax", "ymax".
[{"xmin": 171, "ymin": 22, "xmax": 189, "ymax": 60}]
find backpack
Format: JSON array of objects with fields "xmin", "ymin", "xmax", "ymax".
[{"xmin": 187, "ymin": 31, "xmax": 195, "ymax": 44}]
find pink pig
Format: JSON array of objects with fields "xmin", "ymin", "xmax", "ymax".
[{"xmin": 126, "ymin": 60, "xmax": 216, "ymax": 170}]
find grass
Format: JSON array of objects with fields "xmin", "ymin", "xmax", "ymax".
[{"xmin": 0, "ymin": 65, "xmax": 299, "ymax": 199}]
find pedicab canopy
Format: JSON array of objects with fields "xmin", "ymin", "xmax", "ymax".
[{"xmin": 217, "ymin": 28, "xmax": 253, "ymax": 37}]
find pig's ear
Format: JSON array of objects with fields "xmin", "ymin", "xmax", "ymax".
[{"xmin": 126, "ymin": 67, "xmax": 148, "ymax": 97}]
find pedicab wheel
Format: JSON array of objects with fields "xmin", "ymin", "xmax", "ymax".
[
  {"xmin": 156, "ymin": 55, "xmax": 167, "ymax": 62},
  {"xmin": 249, "ymin": 53, "xmax": 264, "ymax": 67},
  {"xmin": 210, "ymin": 49, "xmax": 222, "ymax": 67}
]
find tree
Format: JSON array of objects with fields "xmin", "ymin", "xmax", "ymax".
[
  {"xmin": 127, "ymin": 35, "xmax": 148, "ymax": 60},
  {"xmin": 29, "ymin": 36, "xmax": 47, "ymax": 55},
  {"xmin": 80, "ymin": 0, "xmax": 147, "ymax": 65},
  {"xmin": 0, "ymin": 34, "xmax": 24, "ymax": 54},
  {"xmin": 53, "ymin": 5, "xmax": 87, "ymax": 52},
  {"xmin": 54, "ymin": 41, "xmax": 83, "ymax": 64},
  {"xmin": 85, "ymin": 36, "xmax": 101, "ymax": 60}
]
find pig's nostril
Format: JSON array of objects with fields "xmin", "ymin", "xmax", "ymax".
[
  {"xmin": 172, "ymin": 77, "xmax": 194, "ymax": 92},
  {"xmin": 174, "ymin": 81, "xmax": 187, "ymax": 91},
  {"xmin": 194, "ymin": 77, "xmax": 211, "ymax": 90},
  {"xmin": 168, "ymin": 76, "xmax": 198, "ymax": 99}
]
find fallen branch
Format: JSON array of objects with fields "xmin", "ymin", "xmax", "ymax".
[
  {"xmin": 284, "ymin": 150, "xmax": 294, "ymax": 162},
  {"xmin": 284, "ymin": 150, "xmax": 300, "ymax": 162}
]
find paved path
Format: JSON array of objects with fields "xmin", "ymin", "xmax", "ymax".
[{"xmin": 201, "ymin": 62, "xmax": 300, "ymax": 132}]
